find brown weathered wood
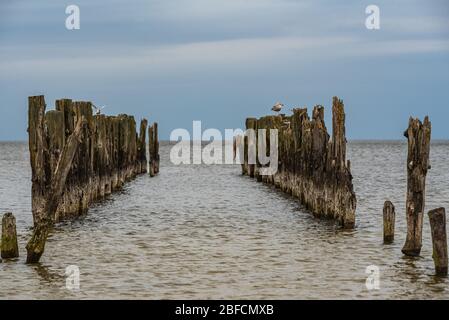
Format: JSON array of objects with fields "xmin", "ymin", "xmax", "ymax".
[
  {"xmin": 383, "ymin": 201, "xmax": 395, "ymax": 243},
  {"xmin": 1, "ymin": 212, "xmax": 19, "ymax": 259},
  {"xmin": 28, "ymin": 95, "xmax": 49, "ymax": 226},
  {"xmin": 243, "ymin": 118, "xmax": 257, "ymax": 178},
  {"xmin": 148, "ymin": 125, "xmax": 154, "ymax": 177},
  {"xmin": 148, "ymin": 122, "xmax": 160, "ymax": 177},
  {"xmin": 428, "ymin": 207, "xmax": 448, "ymax": 276},
  {"xmin": 138, "ymin": 119, "xmax": 148, "ymax": 174},
  {"xmin": 154, "ymin": 122, "xmax": 159, "ymax": 174},
  {"xmin": 401, "ymin": 116, "xmax": 431, "ymax": 256},
  {"xmin": 27, "ymin": 95, "xmax": 152, "ymax": 263},
  {"xmin": 26, "ymin": 117, "xmax": 85, "ymax": 263},
  {"xmin": 242, "ymin": 97, "xmax": 356, "ymax": 228}
]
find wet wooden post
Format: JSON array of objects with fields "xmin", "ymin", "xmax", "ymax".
[
  {"xmin": 428, "ymin": 208, "xmax": 448, "ymax": 276},
  {"xmin": 245, "ymin": 118, "xmax": 257, "ymax": 178},
  {"xmin": 148, "ymin": 122, "xmax": 160, "ymax": 177},
  {"xmin": 28, "ymin": 96, "xmax": 48, "ymax": 226},
  {"xmin": 154, "ymin": 122, "xmax": 160, "ymax": 174},
  {"xmin": 1, "ymin": 212, "xmax": 19, "ymax": 259},
  {"xmin": 383, "ymin": 201, "xmax": 395, "ymax": 243},
  {"xmin": 401, "ymin": 116, "xmax": 431, "ymax": 256},
  {"xmin": 148, "ymin": 125, "xmax": 155, "ymax": 177},
  {"xmin": 26, "ymin": 116, "xmax": 85, "ymax": 263},
  {"xmin": 138, "ymin": 119, "xmax": 148, "ymax": 174}
]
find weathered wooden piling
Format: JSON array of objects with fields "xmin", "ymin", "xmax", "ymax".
[
  {"xmin": 26, "ymin": 95, "xmax": 150, "ymax": 263},
  {"xmin": 138, "ymin": 119, "xmax": 148, "ymax": 174},
  {"xmin": 383, "ymin": 201, "xmax": 395, "ymax": 243},
  {"xmin": 1, "ymin": 212, "xmax": 19, "ymax": 259},
  {"xmin": 148, "ymin": 122, "xmax": 160, "ymax": 177},
  {"xmin": 27, "ymin": 114, "xmax": 86, "ymax": 263},
  {"xmin": 242, "ymin": 97, "xmax": 356, "ymax": 228},
  {"xmin": 401, "ymin": 116, "xmax": 431, "ymax": 256},
  {"xmin": 428, "ymin": 208, "xmax": 448, "ymax": 276}
]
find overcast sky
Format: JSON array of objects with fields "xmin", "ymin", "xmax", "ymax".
[{"xmin": 0, "ymin": 0, "xmax": 448, "ymax": 140}]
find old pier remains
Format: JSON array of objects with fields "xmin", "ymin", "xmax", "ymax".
[
  {"xmin": 26, "ymin": 95, "xmax": 159, "ymax": 263},
  {"xmin": 241, "ymin": 97, "xmax": 356, "ymax": 228}
]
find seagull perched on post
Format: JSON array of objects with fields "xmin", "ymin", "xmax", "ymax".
[
  {"xmin": 271, "ymin": 101, "xmax": 284, "ymax": 113},
  {"xmin": 92, "ymin": 104, "xmax": 106, "ymax": 115}
]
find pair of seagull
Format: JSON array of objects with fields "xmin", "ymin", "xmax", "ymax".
[{"xmin": 94, "ymin": 101, "xmax": 284, "ymax": 115}]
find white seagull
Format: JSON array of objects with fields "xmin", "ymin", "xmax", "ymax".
[
  {"xmin": 92, "ymin": 104, "xmax": 106, "ymax": 115},
  {"xmin": 271, "ymin": 101, "xmax": 284, "ymax": 113}
]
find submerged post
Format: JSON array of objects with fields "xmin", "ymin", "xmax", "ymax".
[
  {"xmin": 383, "ymin": 201, "xmax": 395, "ymax": 244},
  {"xmin": 401, "ymin": 116, "xmax": 431, "ymax": 256},
  {"xmin": 1, "ymin": 212, "xmax": 19, "ymax": 259},
  {"xmin": 428, "ymin": 208, "xmax": 448, "ymax": 276}
]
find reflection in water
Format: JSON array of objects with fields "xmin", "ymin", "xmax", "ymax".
[
  {"xmin": 33, "ymin": 263, "xmax": 65, "ymax": 284},
  {"xmin": 0, "ymin": 141, "xmax": 448, "ymax": 299}
]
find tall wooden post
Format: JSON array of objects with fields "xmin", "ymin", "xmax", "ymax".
[
  {"xmin": 138, "ymin": 119, "xmax": 148, "ymax": 174},
  {"xmin": 28, "ymin": 96, "xmax": 49, "ymax": 226},
  {"xmin": 148, "ymin": 122, "xmax": 160, "ymax": 177},
  {"xmin": 245, "ymin": 118, "xmax": 257, "ymax": 178},
  {"xmin": 26, "ymin": 116, "xmax": 85, "ymax": 264},
  {"xmin": 154, "ymin": 122, "xmax": 159, "ymax": 174},
  {"xmin": 401, "ymin": 117, "xmax": 431, "ymax": 256},
  {"xmin": 383, "ymin": 201, "xmax": 395, "ymax": 243},
  {"xmin": 148, "ymin": 125, "xmax": 155, "ymax": 177},
  {"xmin": 428, "ymin": 208, "xmax": 448, "ymax": 276}
]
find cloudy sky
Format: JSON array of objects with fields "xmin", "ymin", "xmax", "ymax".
[{"xmin": 0, "ymin": 0, "xmax": 448, "ymax": 140}]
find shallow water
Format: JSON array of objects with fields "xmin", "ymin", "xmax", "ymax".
[{"xmin": 0, "ymin": 141, "xmax": 448, "ymax": 299}]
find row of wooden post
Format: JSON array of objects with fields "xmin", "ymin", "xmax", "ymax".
[
  {"xmin": 382, "ymin": 116, "xmax": 447, "ymax": 276},
  {"xmin": 241, "ymin": 97, "xmax": 357, "ymax": 228},
  {"xmin": 0, "ymin": 96, "xmax": 160, "ymax": 264}
]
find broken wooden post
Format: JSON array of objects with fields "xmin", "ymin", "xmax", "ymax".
[
  {"xmin": 242, "ymin": 97, "xmax": 356, "ymax": 228},
  {"xmin": 1, "ymin": 212, "xmax": 19, "ymax": 259},
  {"xmin": 401, "ymin": 116, "xmax": 431, "ymax": 256},
  {"xmin": 428, "ymin": 207, "xmax": 448, "ymax": 276},
  {"xmin": 148, "ymin": 122, "xmax": 160, "ymax": 177},
  {"xmin": 383, "ymin": 201, "xmax": 395, "ymax": 244}
]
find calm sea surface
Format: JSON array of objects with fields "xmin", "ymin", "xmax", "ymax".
[{"xmin": 0, "ymin": 141, "xmax": 448, "ymax": 299}]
